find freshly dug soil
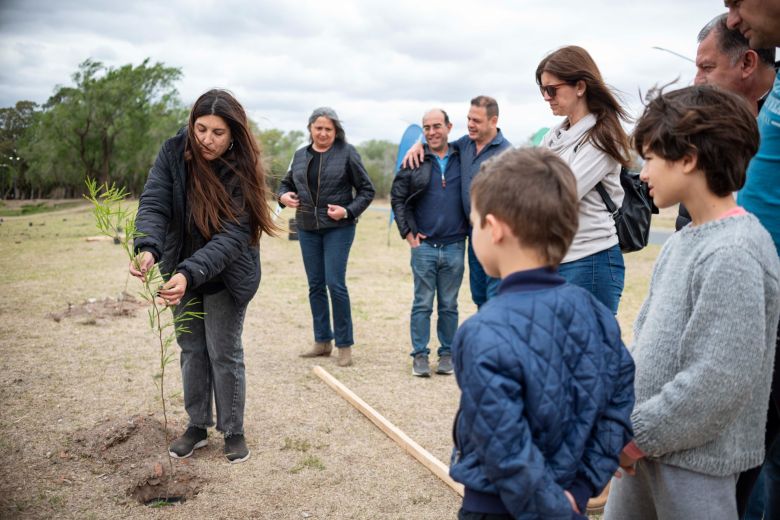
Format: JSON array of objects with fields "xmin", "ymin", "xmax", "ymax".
[{"xmin": 72, "ymin": 415, "xmax": 205, "ymax": 505}]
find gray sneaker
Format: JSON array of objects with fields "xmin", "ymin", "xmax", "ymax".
[
  {"xmin": 169, "ymin": 426, "xmax": 208, "ymax": 459},
  {"xmin": 412, "ymin": 354, "xmax": 431, "ymax": 377},
  {"xmin": 436, "ymin": 355, "xmax": 454, "ymax": 375},
  {"xmin": 224, "ymin": 434, "xmax": 251, "ymax": 464}
]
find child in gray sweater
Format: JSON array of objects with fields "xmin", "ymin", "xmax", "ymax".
[{"xmin": 604, "ymin": 86, "xmax": 780, "ymax": 519}]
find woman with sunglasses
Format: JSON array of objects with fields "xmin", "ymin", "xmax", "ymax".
[{"xmin": 535, "ymin": 45, "xmax": 631, "ymax": 314}]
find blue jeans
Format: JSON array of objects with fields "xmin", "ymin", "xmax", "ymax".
[
  {"xmin": 558, "ymin": 244, "xmax": 625, "ymax": 314},
  {"xmin": 467, "ymin": 234, "xmax": 500, "ymax": 308},
  {"xmin": 764, "ymin": 438, "xmax": 780, "ymax": 520},
  {"xmin": 743, "ymin": 322, "xmax": 780, "ymax": 520},
  {"xmin": 175, "ymin": 289, "xmax": 247, "ymax": 436},
  {"xmin": 409, "ymin": 240, "xmax": 465, "ymax": 358},
  {"xmin": 297, "ymin": 225, "xmax": 356, "ymax": 347}
]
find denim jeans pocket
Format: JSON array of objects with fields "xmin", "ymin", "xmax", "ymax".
[{"xmin": 606, "ymin": 244, "xmax": 626, "ymax": 283}]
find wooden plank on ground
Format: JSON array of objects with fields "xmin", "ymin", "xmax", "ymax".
[{"xmin": 312, "ymin": 365, "xmax": 464, "ymax": 497}]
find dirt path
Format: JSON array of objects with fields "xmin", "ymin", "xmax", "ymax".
[{"xmin": 1, "ymin": 201, "xmax": 94, "ymax": 221}]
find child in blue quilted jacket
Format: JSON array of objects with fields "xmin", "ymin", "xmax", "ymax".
[
  {"xmin": 450, "ymin": 147, "xmax": 635, "ymax": 520},
  {"xmin": 604, "ymin": 86, "xmax": 780, "ymax": 520}
]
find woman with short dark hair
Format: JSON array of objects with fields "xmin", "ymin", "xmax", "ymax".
[
  {"xmin": 278, "ymin": 107, "xmax": 375, "ymax": 367},
  {"xmin": 132, "ymin": 89, "xmax": 276, "ymax": 464}
]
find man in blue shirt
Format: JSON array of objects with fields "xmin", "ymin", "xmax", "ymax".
[
  {"xmin": 404, "ymin": 96, "xmax": 512, "ymax": 308},
  {"xmin": 725, "ymin": 2, "xmax": 780, "ymax": 518},
  {"xmin": 391, "ymin": 109, "xmax": 467, "ymax": 377}
]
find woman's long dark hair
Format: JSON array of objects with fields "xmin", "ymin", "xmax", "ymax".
[
  {"xmin": 535, "ymin": 46, "xmax": 632, "ymax": 167},
  {"xmin": 185, "ymin": 89, "xmax": 277, "ymax": 245}
]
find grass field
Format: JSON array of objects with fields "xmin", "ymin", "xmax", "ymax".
[{"xmin": 0, "ymin": 200, "xmax": 661, "ymax": 519}]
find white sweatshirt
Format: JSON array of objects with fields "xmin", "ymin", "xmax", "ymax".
[{"xmin": 542, "ymin": 113, "xmax": 623, "ymax": 263}]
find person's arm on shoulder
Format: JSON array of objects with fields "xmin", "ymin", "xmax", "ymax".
[
  {"xmin": 401, "ymin": 140, "xmax": 425, "ymax": 169},
  {"xmin": 631, "ymin": 247, "xmax": 771, "ymax": 457},
  {"xmin": 456, "ymin": 320, "xmax": 574, "ymax": 518}
]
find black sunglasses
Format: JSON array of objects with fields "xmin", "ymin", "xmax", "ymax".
[{"xmin": 539, "ymin": 82, "xmax": 573, "ymax": 98}]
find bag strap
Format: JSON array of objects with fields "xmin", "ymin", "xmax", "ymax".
[
  {"xmin": 595, "ymin": 177, "xmax": 620, "ymax": 219},
  {"xmin": 571, "ymin": 131, "xmax": 620, "ymax": 217}
]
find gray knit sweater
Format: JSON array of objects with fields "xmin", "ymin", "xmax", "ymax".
[{"xmin": 630, "ymin": 213, "xmax": 780, "ymax": 476}]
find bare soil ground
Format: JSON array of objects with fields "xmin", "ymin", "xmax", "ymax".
[{"xmin": 0, "ymin": 201, "xmax": 660, "ymax": 519}]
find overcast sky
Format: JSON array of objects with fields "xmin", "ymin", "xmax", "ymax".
[{"xmin": 0, "ymin": 0, "xmax": 726, "ymax": 146}]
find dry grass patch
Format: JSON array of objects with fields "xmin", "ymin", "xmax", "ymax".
[{"xmin": 0, "ymin": 201, "xmax": 657, "ymax": 519}]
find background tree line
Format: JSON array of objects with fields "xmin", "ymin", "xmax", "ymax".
[{"xmin": 0, "ymin": 58, "xmax": 398, "ymax": 200}]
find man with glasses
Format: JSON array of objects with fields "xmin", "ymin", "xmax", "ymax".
[
  {"xmin": 403, "ymin": 96, "xmax": 512, "ymax": 308},
  {"xmin": 391, "ymin": 109, "xmax": 467, "ymax": 377}
]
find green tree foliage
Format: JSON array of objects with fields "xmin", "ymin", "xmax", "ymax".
[
  {"xmin": 18, "ymin": 58, "xmax": 185, "ymax": 198},
  {"xmin": 355, "ymin": 140, "xmax": 397, "ymax": 199},
  {"xmin": 255, "ymin": 128, "xmax": 305, "ymax": 193},
  {"xmin": 0, "ymin": 100, "xmax": 39, "ymax": 198}
]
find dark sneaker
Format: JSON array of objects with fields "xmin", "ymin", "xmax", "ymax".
[
  {"xmin": 412, "ymin": 354, "xmax": 431, "ymax": 377},
  {"xmin": 224, "ymin": 434, "xmax": 251, "ymax": 464},
  {"xmin": 436, "ymin": 355, "xmax": 454, "ymax": 375},
  {"xmin": 169, "ymin": 426, "xmax": 208, "ymax": 459}
]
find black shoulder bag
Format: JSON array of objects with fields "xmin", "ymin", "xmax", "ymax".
[{"xmin": 595, "ymin": 167, "xmax": 658, "ymax": 253}]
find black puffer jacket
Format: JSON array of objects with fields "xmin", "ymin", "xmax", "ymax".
[
  {"xmin": 134, "ymin": 131, "xmax": 260, "ymax": 307},
  {"xmin": 389, "ymin": 155, "xmax": 434, "ymax": 239},
  {"xmin": 278, "ymin": 141, "xmax": 375, "ymax": 231}
]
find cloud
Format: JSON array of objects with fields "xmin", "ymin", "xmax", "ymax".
[{"xmin": 0, "ymin": 0, "xmax": 722, "ymax": 144}]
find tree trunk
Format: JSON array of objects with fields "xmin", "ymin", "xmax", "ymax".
[{"xmin": 100, "ymin": 132, "xmax": 113, "ymax": 185}]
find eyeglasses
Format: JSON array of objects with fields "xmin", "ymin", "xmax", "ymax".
[{"xmin": 539, "ymin": 82, "xmax": 572, "ymax": 98}]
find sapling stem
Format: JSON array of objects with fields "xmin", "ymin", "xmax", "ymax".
[{"xmin": 85, "ymin": 179, "xmax": 204, "ymax": 492}]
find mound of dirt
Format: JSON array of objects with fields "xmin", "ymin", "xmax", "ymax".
[
  {"xmin": 48, "ymin": 291, "xmax": 147, "ymax": 324},
  {"xmin": 73, "ymin": 414, "xmax": 169, "ymax": 465},
  {"xmin": 72, "ymin": 415, "xmax": 206, "ymax": 505}
]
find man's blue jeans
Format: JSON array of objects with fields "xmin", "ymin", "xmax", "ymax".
[
  {"xmin": 409, "ymin": 240, "xmax": 466, "ymax": 358},
  {"xmin": 558, "ymin": 244, "xmax": 625, "ymax": 314},
  {"xmin": 744, "ymin": 438, "xmax": 780, "ymax": 519},
  {"xmin": 743, "ymin": 322, "xmax": 780, "ymax": 520},
  {"xmin": 467, "ymin": 234, "xmax": 500, "ymax": 308},
  {"xmin": 297, "ymin": 224, "xmax": 356, "ymax": 347}
]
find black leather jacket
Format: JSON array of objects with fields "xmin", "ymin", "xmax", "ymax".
[
  {"xmin": 389, "ymin": 153, "xmax": 435, "ymax": 239},
  {"xmin": 278, "ymin": 141, "xmax": 375, "ymax": 231}
]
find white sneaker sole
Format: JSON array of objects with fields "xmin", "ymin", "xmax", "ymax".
[
  {"xmin": 168, "ymin": 439, "xmax": 208, "ymax": 459},
  {"xmin": 226, "ymin": 449, "xmax": 251, "ymax": 464}
]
